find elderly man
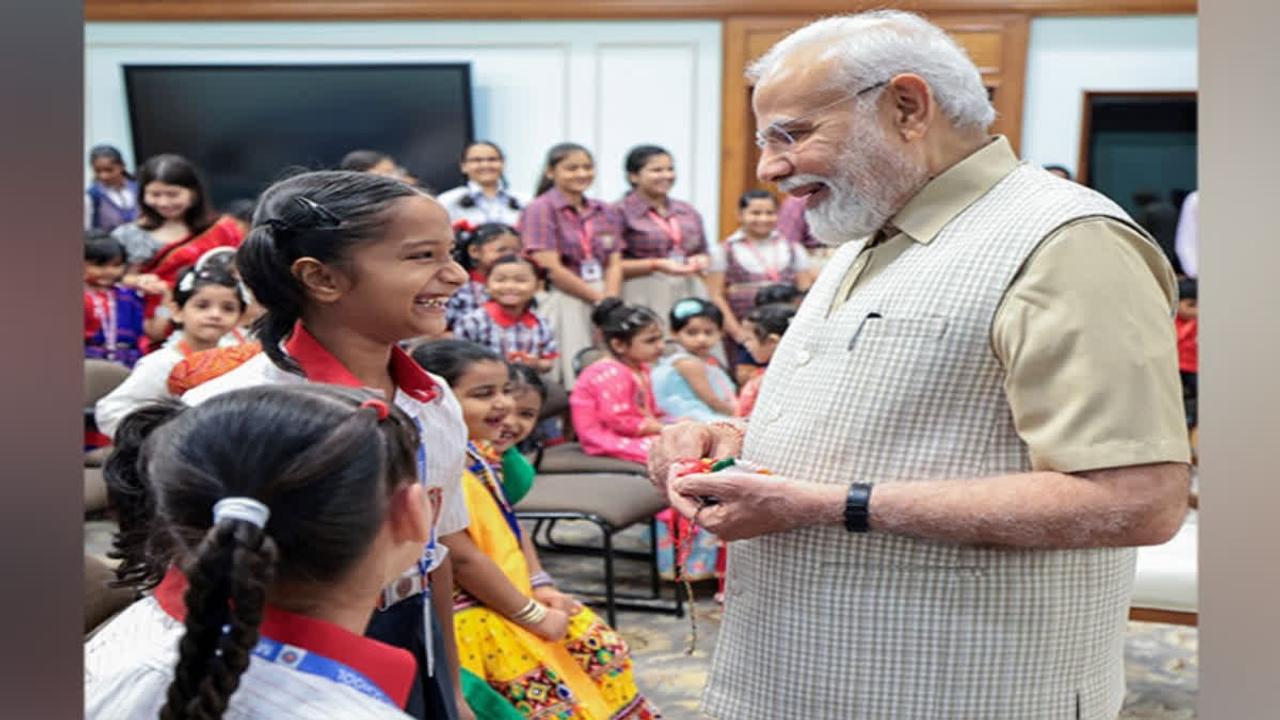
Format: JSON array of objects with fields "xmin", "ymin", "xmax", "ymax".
[{"xmin": 649, "ymin": 11, "xmax": 1190, "ymax": 720}]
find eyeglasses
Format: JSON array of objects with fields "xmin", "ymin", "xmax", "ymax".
[{"xmin": 754, "ymin": 80, "xmax": 888, "ymax": 151}]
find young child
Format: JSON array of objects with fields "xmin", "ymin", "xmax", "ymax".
[
  {"xmin": 652, "ymin": 298, "xmax": 737, "ymax": 420},
  {"xmin": 1176, "ymin": 277, "xmax": 1198, "ymax": 432},
  {"xmin": 452, "ymin": 254, "xmax": 557, "ymax": 374},
  {"xmin": 85, "ymin": 144, "xmax": 139, "ymax": 232},
  {"xmin": 180, "ymin": 170, "xmax": 473, "ymax": 720},
  {"xmin": 84, "ymin": 231, "xmax": 153, "ymax": 368},
  {"xmin": 738, "ymin": 303, "xmax": 798, "ymax": 418},
  {"xmin": 706, "ymin": 191, "xmax": 814, "ymax": 345},
  {"xmin": 445, "ymin": 222, "xmax": 523, "ymax": 329},
  {"xmin": 95, "ymin": 266, "xmax": 248, "ymax": 438},
  {"xmin": 412, "ymin": 340, "xmax": 659, "ymax": 720},
  {"xmin": 87, "ymin": 384, "xmax": 433, "ymax": 719},
  {"xmin": 569, "ymin": 298, "xmax": 666, "ymax": 463}
]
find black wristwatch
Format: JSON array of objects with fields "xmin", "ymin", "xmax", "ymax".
[{"xmin": 844, "ymin": 483, "xmax": 873, "ymax": 533}]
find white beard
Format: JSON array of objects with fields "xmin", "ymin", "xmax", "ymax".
[{"xmin": 787, "ymin": 120, "xmax": 929, "ymax": 247}]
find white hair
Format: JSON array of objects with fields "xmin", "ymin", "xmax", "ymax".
[{"xmin": 746, "ymin": 10, "xmax": 996, "ymax": 130}]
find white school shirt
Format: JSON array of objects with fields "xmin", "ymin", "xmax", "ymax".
[
  {"xmin": 94, "ymin": 331, "xmax": 254, "ymax": 439},
  {"xmin": 95, "ymin": 342, "xmax": 186, "ymax": 439},
  {"xmin": 435, "ymin": 181, "xmax": 529, "ymax": 227},
  {"xmin": 86, "ymin": 569, "xmax": 414, "ymax": 719},
  {"xmin": 181, "ymin": 323, "xmax": 470, "ymax": 564}
]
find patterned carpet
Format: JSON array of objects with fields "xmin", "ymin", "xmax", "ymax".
[{"xmin": 84, "ymin": 518, "xmax": 1198, "ymax": 719}]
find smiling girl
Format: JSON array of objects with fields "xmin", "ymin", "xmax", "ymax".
[
  {"xmin": 110, "ymin": 154, "xmax": 244, "ymax": 287},
  {"xmin": 413, "ymin": 340, "xmax": 658, "ymax": 720},
  {"xmin": 518, "ymin": 143, "xmax": 624, "ymax": 387},
  {"xmin": 181, "ymin": 170, "xmax": 474, "ymax": 720}
]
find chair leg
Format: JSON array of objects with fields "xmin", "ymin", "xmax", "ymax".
[
  {"xmin": 647, "ymin": 517, "xmax": 660, "ymax": 600},
  {"xmin": 599, "ymin": 521, "xmax": 618, "ymax": 628}
]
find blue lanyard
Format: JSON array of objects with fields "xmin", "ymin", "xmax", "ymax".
[
  {"xmin": 252, "ymin": 635, "xmax": 396, "ymax": 708},
  {"xmin": 411, "ymin": 416, "xmax": 435, "ymax": 578}
]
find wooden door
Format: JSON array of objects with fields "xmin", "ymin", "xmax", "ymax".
[{"xmin": 719, "ymin": 14, "xmax": 1029, "ymax": 239}]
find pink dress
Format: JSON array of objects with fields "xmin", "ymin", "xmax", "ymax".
[{"xmin": 569, "ymin": 358, "xmax": 658, "ymax": 464}]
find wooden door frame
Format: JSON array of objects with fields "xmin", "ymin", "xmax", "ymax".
[{"xmin": 1077, "ymin": 90, "xmax": 1198, "ymax": 186}]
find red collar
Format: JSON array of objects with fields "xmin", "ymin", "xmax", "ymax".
[
  {"xmin": 483, "ymin": 300, "xmax": 538, "ymax": 329},
  {"xmin": 154, "ymin": 566, "xmax": 415, "ymax": 709},
  {"xmin": 468, "ymin": 270, "xmax": 487, "ymax": 284},
  {"xmin": 282, "ymin": 321, "xmax": 439, "ymax": 403}
]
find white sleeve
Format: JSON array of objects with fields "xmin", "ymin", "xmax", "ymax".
[
  {"xmin": 790, "ymin": 241, "xmax": 813, "ymax": 272},
  {"xmin": 707, "ymin": 240, "xmax": 729, "ymax": 274},
  {"xmin": 95, "ymin": 350, "xmax": 182, "ymax": 438},
  {"xmin": 432, "ymin": 390, "xmax": 471, "ymax": 539}
]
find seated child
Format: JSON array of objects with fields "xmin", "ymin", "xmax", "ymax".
[
  {"xmin": 569, "ymin": 298, "xmax": 667, "ymax": 464},
  {"xmin": 84, "ymin": 231, "xmax": 153, "ymax": 368},
  {"xmin": 412, "ymin": 340, "xmax": 658, "ymax": 720},
  {"xmin": 95, "ymin": 266, "xmax": 248, "ymax": 438},
  {"xmin": 1176, "ymin": 276, "xmax": 1198, "ymax": 430},
  {"xmin": 445, "ymin": 222, "xmax": 523, "ymax": 329},
  {"xmin": 732, "ymin": 282, "xmax": 800, "ymax": 385},
  {"xmin": 453, "ymin": 254, "xmax": 558, "ymax": 374},
  {"xmin": 87, "ymin": 384, "xmax": 436, "ymax": 719},
  {"xmin": 738, "ymin": 303, "xmax": 797, "ymax": 418},
  {"xmin": 652, "ymin": 298, "xmax": 737, "ymax": 420}
]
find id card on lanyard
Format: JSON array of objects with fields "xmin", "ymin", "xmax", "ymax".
[
  {"xmin": 565, "ymin": 206, "xmax": 604, "ymax": 283},
  {"xmin": 648, "ymin": 209, "xmax": 685, "ymax": 263},
  {"xmin": 411, "ymin": 415, "xmax": 437, "ymax": 676},
  {"xmin": 253, "ymin": 636, "xmax": 397, "ymax": 708}
]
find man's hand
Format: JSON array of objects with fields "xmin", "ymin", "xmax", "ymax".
[
  {"xmin": 668, "ymin": 471, "xmax": 844, "ymax": 541},
  {"xmin": 646, "ymin": 420, "xmax": 745, "ymax": 492}
]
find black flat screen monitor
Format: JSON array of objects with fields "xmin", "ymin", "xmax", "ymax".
[{"xmin": 124, "ymin": 63, "xmax": 473, "ymax": 208}]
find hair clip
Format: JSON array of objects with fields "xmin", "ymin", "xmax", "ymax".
[
  {"xmin": 293, "ymin": 196, "xmax": 342, "ymax": 227},
  {"xmin": 672, "ymin": 298, "xmax": 704, "ymax": 320},
  {"xmin": 360, "ymin": 398, "xmax": 390, "ymax": 421},
  {"xmin": 177, "ymin": 271, "xmax": 197, "ymax": 294}
]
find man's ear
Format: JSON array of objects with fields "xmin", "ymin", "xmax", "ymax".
[
  {"xmin": 291, "ymin": 257, "xmax": 348, "ymax": 305},
  {"xmin": 885, "ymin": 73, "xmax": 934, "ymax": 142}
]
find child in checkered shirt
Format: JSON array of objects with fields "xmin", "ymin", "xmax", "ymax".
[
  {"xmin": 445, "ymin": 223, "xmax": 523, "ymax": 329},
  {"xmin": 453, "ymin": 255, "xmax": 558, "ymax": 374}
]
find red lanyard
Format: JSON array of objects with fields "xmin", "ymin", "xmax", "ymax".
[
  {"xmin": 738, "ymin": 236, "xmax": 786, "ymax": 283},
  {"xmin": 647, "ymin": 209, "xmax": 683, "ymax": 251},
  {"xmin": 561, "ymin": 206, "xmax": 596, "ymax": 261},
  {"xmin": 89, "ymin": 289, "xmax": 118, "ymax": 358}
]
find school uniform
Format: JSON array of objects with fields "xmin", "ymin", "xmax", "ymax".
[
  {"xmin": 453, "ymin": 301, "xmax": 558, "ymax": 365},
  {"xmin": 182, "ymin": 322, "xmax": 468, "ymax": 720},
  {"xmin": 86, "ymin": 180, "xmax": 139, "ymax": 233},
  {"xmin": 444, "ymin": 271, "xmax": 489, "ymax": 330},
  {"xmin": 615, "ymin": 190, "xmax": 711, "ymax": 330},
  {"xmin": 518, "ymin": 188, "xmax": 623, "ymax": 388},
  {"xmin": 85, "ymin": 567, "xmax": 415, "ymax": 719},
  {"xmin": 436, "ymin": 181, "xmax": 529, "ymax": 228}
]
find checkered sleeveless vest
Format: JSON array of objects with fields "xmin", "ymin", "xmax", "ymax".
[{"xmin": 704, "ymin": 164, "xmax": 1148, "ymax": 720}]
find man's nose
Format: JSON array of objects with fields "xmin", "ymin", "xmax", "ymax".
[{"xmin": 757, "ymin": 149, "xmax": 791, "ymax": 184}]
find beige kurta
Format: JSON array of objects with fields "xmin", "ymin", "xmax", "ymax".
[{"xmin": 703, "ymin": 137, "xmax": 1190, "ymax": 720}]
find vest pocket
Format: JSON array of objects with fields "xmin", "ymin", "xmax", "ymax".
[{"xmin": 848, "ymin": 312, "xmax": 949, "ymax": 349}]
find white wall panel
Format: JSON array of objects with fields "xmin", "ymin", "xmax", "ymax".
[{"xmin": 85, "ymin": 20, "xmax": 723, "ymax": 237}]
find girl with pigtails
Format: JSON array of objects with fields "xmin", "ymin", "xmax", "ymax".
[
  {"xmin": 85, "ymin": 385, "xmax": 435, "ymax": 719},
  {"xmin": 180, "ymin": 170, "xmax": 475, "ymax": 720}
]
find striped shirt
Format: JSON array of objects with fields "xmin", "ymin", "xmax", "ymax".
[
  {"xmin": 453, "ymin": 301, "xmax": 559, "ymax": 364},
  {"xmin": 517, "ymin": 188, "xmax": 623, "ymax": 276},
  {"xmin": 615, "ymin": 190, "xmax": 707, "ymax": 259}
]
